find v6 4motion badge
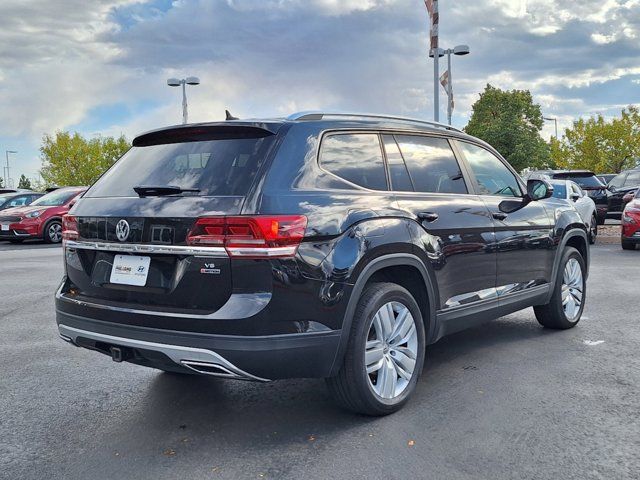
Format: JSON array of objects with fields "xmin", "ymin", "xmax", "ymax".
[{"xmin": 200, "ymin": 262, "xmax": 221, "ymax": 275}]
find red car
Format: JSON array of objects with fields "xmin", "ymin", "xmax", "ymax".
[
  {"xmin": 0, "ymin": 187, "xmax": 86, "ymax": 244},
  {"xmin": 621, "ymin": 188, "xmax": 640, "ymax": 250}
]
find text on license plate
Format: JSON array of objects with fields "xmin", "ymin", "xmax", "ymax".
[
  {"xmin": 110, "ymin": 255, "xmax": 151, "ymax": 286},
  {"xmin": 1, "ymin": 224, "xmax": 9, "ymax": 231}
]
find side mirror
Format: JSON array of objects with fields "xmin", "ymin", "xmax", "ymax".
[
  {"xmin": 608, "ymin": 184, "xmax": 616, "ymax": 192},
  {"xmin": 570, "ymin": 193, "xmax": 580, "ymax": 202},
  {"xmin": 527, "ymin": 179, "xmax": 553, "ymax": 201}
]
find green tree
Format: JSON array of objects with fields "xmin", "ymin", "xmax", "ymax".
[
  {"xmin": 17, "ymin": 174, "xmax": 31, "ymax": 190},
  {"xmin": 464, "ymin": 84, "xmax": 551, "ymax": 172},
  {"xmin": 39, "ymin": 132, "xmax": 130, "ymax": 186},
  {"xmin": 0, "ymin": 177, "xmax": 3, "ymax": 188},
  {"xmin": 551, "ymin": 107, "xmax": 640, "ymax": 173}
]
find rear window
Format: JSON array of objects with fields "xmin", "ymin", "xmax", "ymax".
[
  {"xmin": 86, "ymin": 136, "xmax": 274, "ymax": 198},
  {"xmin": 556, "ymin": 174, "xmax": 603, "ymax": 188}
]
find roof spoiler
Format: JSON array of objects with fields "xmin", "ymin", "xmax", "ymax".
[{"xmin": 132, "ymin": 124, "xmax": 276, "ymax": 147}]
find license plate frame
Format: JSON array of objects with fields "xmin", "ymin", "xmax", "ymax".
[{"xmin": 110, "ymin": 254, "xmax": 151, "ymax": 287}]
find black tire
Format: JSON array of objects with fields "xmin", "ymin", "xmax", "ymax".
[
  {"xmin": 596, "ymin": 214, "xmax": 605, "ymax": 226},
  {"xmin": 621, "ymin": 239, "xmax": 636, "ymax": 250},
  {"xmin": 534, "ymin": 247, "xmax": 586, "ymax": 329},
  {"xmin": 588, "ymin": 215, "xmax": 597, "ymax": 245},
  {"xmin": 43, "ymin": 220, "xmax": 63, "ymax": 243},
  {"xmin": 326, "ymin": 282, "xmax": 426, "ymax": 416}
]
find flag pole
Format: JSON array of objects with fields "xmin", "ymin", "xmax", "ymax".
[
  {"xmin": 447, "ymin": 49, "xmax": 452, "ymax": 125},
  {"xmin": 431, "ymin": 1, "xmax": 440, "ymax": 122}
]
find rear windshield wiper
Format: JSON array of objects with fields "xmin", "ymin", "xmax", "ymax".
[{"xmin": 133, "ymin": 185, "xmax": 201, "ymax": 197}]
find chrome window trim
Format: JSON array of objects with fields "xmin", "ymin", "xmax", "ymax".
[{"xmin": 63, "ymin": 239, "xmax": 227, "ymax": 256}]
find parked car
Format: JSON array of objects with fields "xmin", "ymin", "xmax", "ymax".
[
  {"xmin": 527, "ymin": 170, "xmax": 608, "ymax": 224},
  {"xmin": 55, "ymin": 112, "xmax": 590, "ymax": 416},
  {"xmin": 0, "ymin": 191, "xmax": 43, "ymax": 210},
  {"xmin": 0, "ymin": 186, "xmax": 86, "ymax": 243},
  {"xmin": 598, "ymin": 174, "xmax": 616, "ymax": 185},
  {"xmin": 621, "ymin": 187, "xmax": 640, "ymax": 250},
  {"xmin": 607, "ymin": 168, "xmax": 640, "ymax": 218},
  {"xmin": 549, "ymin": 180, "xmax": 597, "ymax": 244}
]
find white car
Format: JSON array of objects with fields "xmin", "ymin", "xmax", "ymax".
[{"xmin": 550, "ymin": 179, "xmax": 597, "ymax": 244}]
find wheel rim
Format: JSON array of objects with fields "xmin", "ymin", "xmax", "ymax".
[
  {"xmin": 561, "ymin": 258, "xmax": 583, "ymax": 321},
  {"xmin": 590, "ymin": 216, "xmax": 597, "ymax": 239},
  {"xmin": 49, "ymin": 223, "xmax": 62, "ymax": 242},
  {"xmin": 365, "ymin": 301, "xmax": 418, "ymax": 399}
]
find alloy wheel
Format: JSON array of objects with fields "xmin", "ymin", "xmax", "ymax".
[
  {"xmin": 49, "ymin": 223, "xmax": 62, "ymax": 243},
  {"xmin": 365, "ymin": 301, "xmax": 418, "ymax": 399},
  {"xmin": 561, "ymin": 258, "xmax": 583, "ymax": 321}
]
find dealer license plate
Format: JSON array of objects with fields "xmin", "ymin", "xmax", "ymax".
[{"xmin": 110, "ymin": 255, "xmax": 151, "ymax": 286}]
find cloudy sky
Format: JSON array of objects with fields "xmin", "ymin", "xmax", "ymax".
[{"xmin": 1, "ymin": 0, "xmax": 639, "ymax": 185}]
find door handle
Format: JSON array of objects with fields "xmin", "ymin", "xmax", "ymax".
[
  {"xmin": 492, "ymin": 212, "xmax": 508, "ymax": 221},
  {"xmin": 418, "ymin": 212, "xmax": 439, "ymax": 222}
]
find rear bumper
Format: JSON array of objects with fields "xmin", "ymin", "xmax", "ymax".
[{"xmin": 56, "ymin": 309, "xmax": 342, "ymax": 380}]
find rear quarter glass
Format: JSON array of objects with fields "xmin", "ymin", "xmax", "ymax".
[{"xmin": 86, "ymin": 135, "xmax": 276, "ymax": 198}]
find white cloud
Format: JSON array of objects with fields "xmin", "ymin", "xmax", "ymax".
[{"xmin": 1, "ymin": 0, "xmax": 640, "ymax": 180}]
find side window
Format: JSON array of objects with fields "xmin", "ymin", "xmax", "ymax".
[
  {"xmin": 381, "ymin": 135, "xmax": 413, "ymax": 191},
  {"xmin": 457, "ymin": 142, "xmax": 522, "ymax": 197},
  {"xmin": 624, "ymin": 171, "xmax": 640, "ymax": 186},
  {"xmin": 394, "ymin": 135, "xmax": 467, "ymax": 194},
  {"xmin": 609, "ymin": 173, "xmax": 626, "ymax": 188},
  {"xmin": 320, "ymin": 133, "xmax": 388, "ymax": 190},
  {"xmin": 8, "ymin": 196, "xmax": 27, "ymax": 207}
]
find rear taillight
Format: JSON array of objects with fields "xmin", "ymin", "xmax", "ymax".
[
  {"xmin": 187, "ymin": 215, "xmax": 307, "ymax": 258},
  {"xmin": 62, "ymin": 215, "xmax": 78, "ymax": 241}
]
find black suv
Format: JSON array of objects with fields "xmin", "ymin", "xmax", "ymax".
[
  {"xmin": 607, "ymin": 168, "xmax": 640, "ymax": 218},
  {"xmin": 56, "ymin": 112, "xmax": 590, "ymax": 415},
  {"xmin": 528, "ymin": 170, "xmax": 608, "ymax": 224}
]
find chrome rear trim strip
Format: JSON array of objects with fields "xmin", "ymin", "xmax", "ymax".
[
  {"xmin": 56, "ymin": 286, "xmax": 271, "ymax": 320},
  {"xmin": 58, "ymin": 324, "xmax": 270, "ymax": 382},
  {"xmin": 64, "ymin": 239, "xmax": 227, "ymax": 256}
]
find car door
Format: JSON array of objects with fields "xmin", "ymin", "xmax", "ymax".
[
  {"xmin": 385, "ymin": 133, "xmax": 497, "ymax": 311},
  {"xmin": 453, "ymin": 140, "xmax": 555, "ymax": 297}
]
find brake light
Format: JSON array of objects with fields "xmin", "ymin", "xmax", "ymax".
[
  {"xmin": 62, "ymin": 215, "xmax": 78, "ymax": 241},
  {"xmin": 187, "ymin": 215, "xmax": 307, "ymax": 258}
]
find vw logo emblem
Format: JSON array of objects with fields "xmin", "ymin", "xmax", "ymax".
[{"xmin": 115, "ymin": 219, "xmax": 130, "ymax": 242}]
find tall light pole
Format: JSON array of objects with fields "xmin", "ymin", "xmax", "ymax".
[
  {"xmin": 5, "ymin": 150, "xmax": 16, "ymax": 189},
  {"xmin": 167, "ymin": 76, "xmax": 200, "ymax": 124},
  {"xmin": 431, "ymin": 45, "xmax": 470, "ymax": 125},
  {"xmin": 544, "ymin": 116, "xmax": 558, "ymax": 138}
]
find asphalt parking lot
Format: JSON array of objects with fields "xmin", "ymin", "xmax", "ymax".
[{"xmin": 1, "ymin": 240, "xmax": 638, "ymax": 480}]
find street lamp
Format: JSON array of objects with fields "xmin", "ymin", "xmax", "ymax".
[
  {"xmin": 430, "ymin": 45, "xmax": 470, "ymax": 125},
  {"xmin": 544, "ymin": 116, "xmax": 558, "ymax": 138},
  {"xmin": 4, "ymin": 150, "xmax": 16, "ymax": 189},
  {"xmin": 167, "ymin": 76, "xmax": 200, "ymax": 124}
]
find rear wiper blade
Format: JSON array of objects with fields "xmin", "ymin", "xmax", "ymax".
[{"xmin": 133, "ymin": 185, "xmax": 200, "ymax": 197}]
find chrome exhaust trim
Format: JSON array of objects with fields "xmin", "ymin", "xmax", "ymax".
[{"xmin": 58, "ymin": 324, "xmax": 270, "ymax": 382}]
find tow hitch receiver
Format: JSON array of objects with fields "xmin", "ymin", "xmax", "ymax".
[{"xmin": 109, "ymin": 346, "xmax": 130, "ymax": 363}]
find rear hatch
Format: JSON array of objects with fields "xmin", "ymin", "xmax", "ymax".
[{"xmin": 61, "ymin": 124, "xmax": 280, "ymax": 314}]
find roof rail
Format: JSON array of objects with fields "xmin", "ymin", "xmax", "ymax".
[{"xmin": 286, "ymin": 111, "xmax": 464, "ymax": 133}]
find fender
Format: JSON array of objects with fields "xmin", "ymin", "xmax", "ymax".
[
  {"xmin": 328, "ymin": 252, "xmax": 437, "ymax": 376},
  {"xmin": 543, "ymin": 228, "xmax": 589, "ymax": 304}
]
